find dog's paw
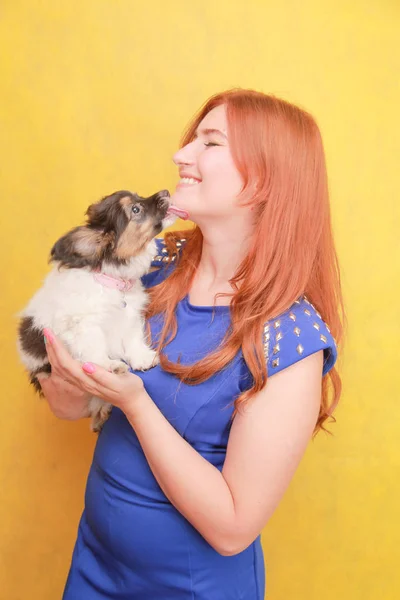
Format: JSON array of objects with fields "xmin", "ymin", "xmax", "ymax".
[
  {"xmin": 105, "ymin": 359, "xmax": 130, "ymax": 375},
  {"xmin": 127, "ymin": 348, "xmax": 159, "ymax": 371},
  {"xmin": 90, "ymin": 403, "xmax": 112, "ymax": 433}
]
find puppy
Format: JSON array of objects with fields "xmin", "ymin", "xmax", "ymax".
[{"xmin": 16, "ymin": 189, "xmax": 176, "ymax": 432}]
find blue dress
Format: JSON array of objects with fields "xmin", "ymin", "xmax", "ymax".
[{"xmin": 62, "ymin": 237, "xmax": 338, "ymax": 599}]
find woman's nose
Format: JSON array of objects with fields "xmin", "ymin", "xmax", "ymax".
[
  {"xmin": 172, "ymin": 150, "xmax": 185, "ymax": 166},
  {"xmin": 173, "ymin": 145, "xmax": 195, "ymax": 166}
]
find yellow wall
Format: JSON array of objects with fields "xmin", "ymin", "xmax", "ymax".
[{"xmin": 1, "ymin": 1, "xmax": 398, "ymax": 598}]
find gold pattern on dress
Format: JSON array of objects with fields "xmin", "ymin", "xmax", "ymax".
[
  {"xmin": 326, "ymin": 325, "xmax": 331, "ymax": 333},
  {"xmin": 263, "ymin": 324, "xmax": 270, "ymax": 358},
  {"xmin": 313, "ymin": 322, "xmax": 320, "ymax": 330},
  {"xmin": 274, "ymin": 320, "xmax": 281, "ymax": 329},
  {"xmin": 304, "ymin": 309, "xmax": 311, "ymax": 316},
  {"xmin": 304, "ymin": 295, "xmax": 323, "ymax": 319},
  {"xmin": 162, "ymin": 248, "xmax": 168, "ymax": 254},
  {"xmin": 273, "ymin": 343, "xmax": 280, "ymax": 355},
  {"xmin": 320, "ymin": 334, "xmax": 327, "ymax": 343},
  {"xmin": 294, "ymin": 299, "xmax": 301, "ymax": 305},
  {"xmin": 162, "ymin": 256, "xmax": 170, "ymax": 262},
  {"xmin": 272, "ymin": 358, "xmax": 279, "ymax": 368},
  {"xmin": 289, "ymin": 312, "xmax": 296, "ymax": 321},
  {"xmin": 294, "ymin": 327, "xmax": 301, "ymax": 336},
  {"xmin": 296, "ymin": 344, "xmax": 304, "ymax": 355},
  {"xmin": 276, "ymin": 331, "xmax": 283, "ymax": 342},
  {"xmin": 176, "ymin": 241, "xmax": 182, "ymax": 247}
]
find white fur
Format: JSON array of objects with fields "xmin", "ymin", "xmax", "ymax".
[{"xmin": 16, "ymin": 236, "xmax": 163, "ymax": 431}]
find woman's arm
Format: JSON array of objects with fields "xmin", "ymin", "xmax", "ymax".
[
  {"xmin": 125, "ymin": 349, "xmax": 323, "ymax": 557},
  {"xmin": 125, "ymin": 391, "xmax": 237, "ymax": 555},
  {"xmin": 37, "ymin": 373, "xmax": 91, "ymax": 420},
  {"xmin": 40, "ymin": 328, "xmax": 322, "ymax": 556}
]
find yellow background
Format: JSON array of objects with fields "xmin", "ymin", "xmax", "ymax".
[{"xmin": 1, "ymin": 1, "xmax": 399, "ymax": 598}]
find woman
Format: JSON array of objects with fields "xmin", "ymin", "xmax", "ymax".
[{"xmin": 38, "ymin": 88, "xmax": 345, "ymax": 599}]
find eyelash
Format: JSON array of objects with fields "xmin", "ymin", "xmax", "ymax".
[{"xmin": 204, "ymin": 142, "xmax": 219, "ymax": 147}]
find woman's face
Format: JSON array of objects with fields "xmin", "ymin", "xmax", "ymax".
[{"xmin": 170, "ymin": 104, "xmax": 247, "ymax": 224}]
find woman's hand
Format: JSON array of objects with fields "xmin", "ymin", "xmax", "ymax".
[
  {"xmin": 37, "ymin": 373, "xmax": 92, "ymax": 421},
  {"xmin": 41, "ymin": 328, "xmax": 148, "ymax": 417}
]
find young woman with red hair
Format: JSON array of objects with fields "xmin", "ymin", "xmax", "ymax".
[{"xmin": 40, "ymin": 88, "xmax": 345, "ymax": 599}]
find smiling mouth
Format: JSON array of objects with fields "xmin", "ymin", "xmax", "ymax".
[{"xmin": 178, "ymin": 178, "xmax": 201, "ymax": 186}]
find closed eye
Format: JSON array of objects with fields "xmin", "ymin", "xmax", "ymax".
[{"xmin": 204, "ymin": 142, "xmax": 219, "ymax": 147}]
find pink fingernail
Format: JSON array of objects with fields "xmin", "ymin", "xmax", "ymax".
[
  {"xmin": 43, "ymin": 328, "xmax": 54, "ymax": 343},
  {"xmin": 82, "ymin": 362, "xmax": 96, "ymax": 374}
]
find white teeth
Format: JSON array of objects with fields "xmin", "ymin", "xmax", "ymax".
[{"xmin": 180, "ymin": 177, "xmax": 200, "ymax": 185}]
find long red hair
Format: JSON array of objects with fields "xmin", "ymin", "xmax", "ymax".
[{"xmin": 145, "ymin": 88, "xmax": 347, "ymax": 436}]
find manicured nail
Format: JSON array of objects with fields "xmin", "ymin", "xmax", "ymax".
[
  {"xmin": 82, "ymin": 362, "xmax": 96, "ymax": 374},
  {"xmin": 43, "ymin": 328, "xmax": 54, "ymax": 344},
  {"xmin": 43, "ymin": 336, "xmax": 47, "ymax": 345}
]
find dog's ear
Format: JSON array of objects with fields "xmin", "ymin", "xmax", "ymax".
[
  {"xmin": 85, "ymin": 194, "xmax": 115, "ymax": 226},
  {"xmin": 86, "ymin": 191, "xmax": 131, "ymax": 233},
  {"xmin": 49, "ymin": 226, "xmax": 109, "ymax": 268}
]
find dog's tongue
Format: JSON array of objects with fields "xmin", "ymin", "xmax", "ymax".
[{"xmin": 167, "ymin": 205, "xmax": 189, "ymax": 220}]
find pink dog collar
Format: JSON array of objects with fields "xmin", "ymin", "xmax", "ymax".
[{"xmin": 93, "ymin": 270, "xmax": 135, "ymax": 292}]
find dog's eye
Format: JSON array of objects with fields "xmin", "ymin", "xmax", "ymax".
[{"xmin": 132, "ymin": 205, "xmax": 141, "ymax": 215}]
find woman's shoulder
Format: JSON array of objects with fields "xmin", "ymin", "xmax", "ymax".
[
  {"xmin": 264, "ymin": 296, "xmax": 338, "ymax": 377},
  {"xmin": 141, "ymin": 235, "xmax": 187, "ymax": 288},
  {"xmin": 151, "ymin": 235, "xmax": 187, "ymax": 266}
]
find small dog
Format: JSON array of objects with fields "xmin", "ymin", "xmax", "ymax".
[{"xmin": 16, "ymin": 189, "xmax": 176, "ymax": 432}]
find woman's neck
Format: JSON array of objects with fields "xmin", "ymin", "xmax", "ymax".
[{"xmin": 189, "ymin": 229, "xmax": 252, "ymax": 303}]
